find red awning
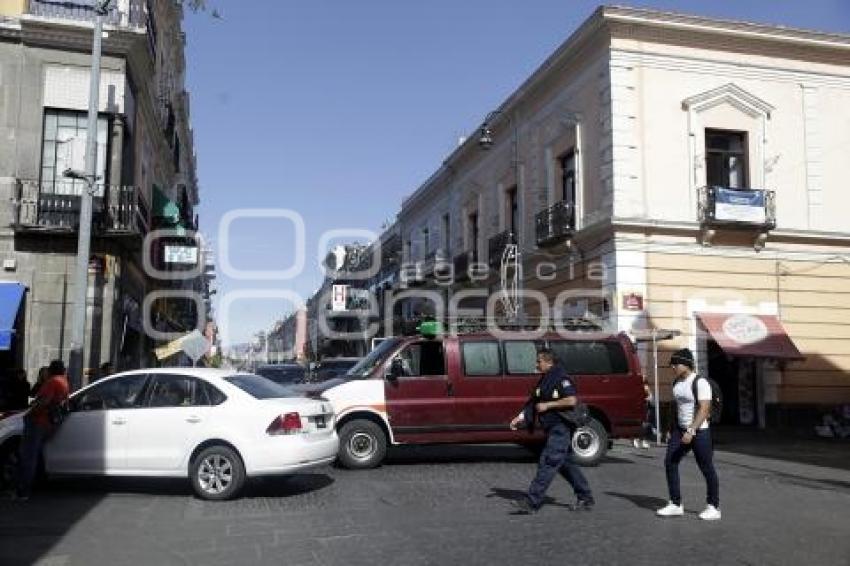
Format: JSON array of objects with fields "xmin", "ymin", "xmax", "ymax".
[{"xmin": 695, "ymin": 313, "xmax": 804, "ymax": 360}]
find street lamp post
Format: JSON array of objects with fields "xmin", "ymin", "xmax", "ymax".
[{"xmin": 66, "ymin": 0, "xmax": 112, "ymax": 391}]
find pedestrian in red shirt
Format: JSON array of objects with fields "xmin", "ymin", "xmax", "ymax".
[{"xmin": 14, "ymin": 359, "xmax": 69, "ymax": 500}]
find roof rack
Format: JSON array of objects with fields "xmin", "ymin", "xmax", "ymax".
[{"xmin": 396, "ymin": 315, "xmax": 607, "ymax": 336}]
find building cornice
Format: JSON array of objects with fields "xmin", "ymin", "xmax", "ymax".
[
  {"xmin": 603, "ymin": 5, "xmax": 850, "ymax": 52},
  {"xmin": 18, "ymin": 16, "xmax": 145, "ymax": 56}
]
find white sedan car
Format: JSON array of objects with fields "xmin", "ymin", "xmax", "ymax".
[{"xmin": 0, "ymin": 368, "xmax": 338, "ymax": 500}]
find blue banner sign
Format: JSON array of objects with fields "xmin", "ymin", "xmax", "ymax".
[{"xmin": 713, "ymin": 187, "xmax": 766, "ymax": 224}]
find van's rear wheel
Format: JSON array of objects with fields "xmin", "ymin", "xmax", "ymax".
[
  {"xmin": 337, "ymin": 419, "xmax": 387, "ymax": 469},
  {"xmin": 571, "ymin": 417, "xmax": 608, "ymax": 466}
]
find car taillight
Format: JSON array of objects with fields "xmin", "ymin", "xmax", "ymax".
[{"xmin": 266, "ymin": 412, "xmax": 303, "ymax": 435}]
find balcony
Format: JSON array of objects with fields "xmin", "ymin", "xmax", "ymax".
[
  {"xmin": 488, "ymin": 230, "xmax": 516, "ymax": 267},
  {"xmin": 535, "ymin": 201, "xmax": 575, "ymax": 247},
  {"xmin": 26, "ymin": 0, "xmax": 147, "ymax": 28},
  {"xmin": 12, "ymin": 181, "xmax": 149, "ymax": 239},
  {"xmin": 697, "ymin": 186, "xmax": 776, "ymax": 249}
]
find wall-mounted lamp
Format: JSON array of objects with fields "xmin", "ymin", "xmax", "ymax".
[{"xmin": 477, "ymin": 110, "xmax": 503, "ymax": 150}]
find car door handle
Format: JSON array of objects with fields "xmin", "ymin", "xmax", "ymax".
[
  {"xmin": 112, "ymin": 417, "xmax": 127, "ymax": 425},
  {"xmin": 186, "ymin": 416, "xmax": 202, "ymax": 424}
]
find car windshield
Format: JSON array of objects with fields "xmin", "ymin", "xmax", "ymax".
[
  {"xmin": 225, "ymin": 374, "xmax": 294, "ymax": 399},
  {"xmin": 346, "ymin": 338, "xmax": 402, "ymax": 377}
]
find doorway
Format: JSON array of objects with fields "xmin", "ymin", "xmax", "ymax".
[{"xmin": 706, "ymin": 340, "xmax": 758, "ymax": 426}]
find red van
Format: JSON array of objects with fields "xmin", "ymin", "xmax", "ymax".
[{"xmin": 308, "ymin": 330, "xmax": 646, "ymax": 469}]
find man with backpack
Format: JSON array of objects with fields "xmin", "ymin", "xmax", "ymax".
[
  {"xmin": 656, "ymin": 348, "xmax": 721, "ymax": 521},
  {"xmin": 508, "ymin": 348, "xmax": 594, "ymax": 514},
  {"xmin": 13, "ymin": 359, "xmax": 69, "ymax": 501}
]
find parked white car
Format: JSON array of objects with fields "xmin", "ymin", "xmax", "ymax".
[{"xmin": 0, "ymin": 368, "xmax": 338, "ymax": 500}]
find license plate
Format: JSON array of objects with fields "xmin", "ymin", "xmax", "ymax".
[{"xmin": 314, "ymin": 415, "xmax": 326, "ymax": 429}]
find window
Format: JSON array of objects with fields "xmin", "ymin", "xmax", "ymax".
[
  {"xmin": 705, "ymin": 129, "xmax": 748, "ymax": 188},
  {"xmin": 200, "ymin": 381, "xmax": 227, "ymax": 405},
  {"xmin": 72, "ymin": 375, "xmax": 147, "ymax": 412},
  {"xmin": 405, "ymin": 239, "xmax": 412, "ymax": 262},
  {"xmin": 422, "ymin": 226, "xmax": 430, "ymax": 256},
  {"xmin": 506, "ymin": 187, "xmax": 519, "ymax": 235},
  {"xmin": 462, "ymin": 342, "xmax": 501, "ymax": 376},
  {"xmin": 504, "ymin": 341, "xmax": 540, "ymax": 374},
  {"xmin": 394, "ymin": 341, "xmax": 446, "ymax": 376},
  {"xmin": 560, "ymin": 150, "xmax": 576, "ymax": 205},
  {"xmin": 549, "ymin": 341, "xmax": 629, "ymax": 375},
  {"xmin": 147, "ymin": 375, "xmax": 210, "ymax": 408},
  {"xmin": 468, "ymin": 212, "xmax": 479, "ymax": 263},
  {"xmin": 226, "ymin": 374, "xmax": 293, "ymax": 399},
  {"xmin": 41, "ymin": 109, "xmax": 109, "ymax": 196},
  {"xmin": 442, "ymin": 213, "xmax": 451, "ymax": 255}
]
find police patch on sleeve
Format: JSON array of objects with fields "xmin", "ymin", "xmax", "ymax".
[
  {"xmin": 562, "ymin": 379, "xmax": 572, "ymax": 388},
  {"xmin": 552, "ymin": 390, "xmax": 560, "ymax": 399}
]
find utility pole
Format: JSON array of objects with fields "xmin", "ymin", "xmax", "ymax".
[{"xmin": 67, "ymin": 0, "xmax": 112, "ymax": 391}]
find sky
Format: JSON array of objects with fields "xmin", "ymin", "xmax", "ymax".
[{"xmin": 183, "ymin": 1, "xmax": 850, "ymax": 346}]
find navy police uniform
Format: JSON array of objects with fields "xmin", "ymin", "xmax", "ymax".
[{"xmin": 521, "ymin": 364, "xmax": 594, "ymax": 510}]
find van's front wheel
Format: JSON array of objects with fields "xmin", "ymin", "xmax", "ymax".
[
  {"xmin": 571, "ymin": 417, "xmax": 608, "ymax": 466},
  {"xmin": 337, "ymin": 419, "xmax": 387, "ymax": 469}
]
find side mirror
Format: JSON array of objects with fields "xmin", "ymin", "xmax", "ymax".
[{"xmin": 385, "ymin": 358, "xmax": 404, "ymax": 381}]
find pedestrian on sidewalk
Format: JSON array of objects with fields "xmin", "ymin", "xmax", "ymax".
[
  {"xmin": 656, "ymin": 348, "xmax": 721, "ymax": 521},
  {"xmin": 509, "ymin": 348, "xmax": 594, "ymax": 514},
  {"xmin": 13, "ymin": 360, "xmax": 69, "ymax": 501},
  {"xmin": 633, "ymin": 379, "xmax": 654, "ymax": 449}
]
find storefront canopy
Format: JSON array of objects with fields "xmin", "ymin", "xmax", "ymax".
[
  {"xmin": 695, "ymin": 313, "xmax": 804, "ymax": 360},
  {"xmin": 0, "ymin": 282, "xmax": 26, "ymax": 350}
]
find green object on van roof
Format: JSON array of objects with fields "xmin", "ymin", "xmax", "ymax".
[{"xmin": 417, "ymin": 321, "xmax": 443, "ymax": 338}]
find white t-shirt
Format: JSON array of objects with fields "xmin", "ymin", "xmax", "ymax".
[{"xmin": 672, "ymin": 373, "xmax": 712, "ymax": 430}]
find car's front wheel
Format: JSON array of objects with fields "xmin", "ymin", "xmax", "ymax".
[
  {"xmin": 190, "ymin": 445, "xmax": 246, "ymax": 500},
  {"xmin": 337, "ymin": 419, "xmax": 387, "ymax": 469},
  {"xmin": 571, "ymin": 417, "xmax": 608, "ymax": 466}
]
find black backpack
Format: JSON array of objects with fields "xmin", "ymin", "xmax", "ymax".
[{"xmin": 692, "ymin": 376, "xmax": 723, "ymax": 423}]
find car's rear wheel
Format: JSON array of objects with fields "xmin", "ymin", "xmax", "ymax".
[
  {"xmin": 571, "ymin": 417, "xmax": 608, "ymax": 466},
  {"xmin": 190, "ymin": 445, "xmax": 246, "ymax": 500},
  {"xmin": 337, "ymin": 419, "xmax": 387, "ymax": 469}
]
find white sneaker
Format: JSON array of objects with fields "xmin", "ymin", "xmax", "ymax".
[
  {"xmin": 699, "ymin": 505, "xmax": 721, "ymax": 521},
  {"xmin": 632, "ymin": 439, "xmax": 640, "ymax": 448},
  {"xmin": 641, "ymin": 440, "xmax": 651, "ymax": 449},
  {"xmin": 656, "ymin": 502, "xmax": 684, "ymax": 517}
]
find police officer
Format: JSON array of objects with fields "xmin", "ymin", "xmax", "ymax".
[{"xmin": 509, "ymin": 348, "xmax": 594, "ymax": 513}]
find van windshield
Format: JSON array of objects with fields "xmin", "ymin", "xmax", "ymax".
[{"xmin": 346, "ymin": 338, "xmax": 402, "ymax": 378}]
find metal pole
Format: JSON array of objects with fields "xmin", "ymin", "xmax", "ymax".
[
  {"xmin": 68, "ymin": 3, "xmax": 110, "ymax": 391},
  {"xmin": 653, "ymin": 330, "xmax": 662, "ymax": 445}
]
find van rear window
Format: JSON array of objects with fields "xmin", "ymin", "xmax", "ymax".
[{"xmin": 549, "ymin": 341, "xmax": 629, "ymax": 375}]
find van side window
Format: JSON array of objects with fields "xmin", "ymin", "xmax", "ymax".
[
  {"xmin": 504, "ymin": 341, "xmax": 540, "ymax": 374},
  {"xmin": 549, "ymin": 341, "xmax": 629, "ymax": 375},
  {"xmin": 462, "ymin": 342, "xmax": 502, "ymax": 376},
  {"xmin": 397, "ymin": 341, "xmax": 446, "ymax": 376}
]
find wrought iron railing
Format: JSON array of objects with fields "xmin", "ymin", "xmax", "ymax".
[
  {"xmin": 488, "ymin": 230, "xmax": 516, "ymax": 267},
  {"xmin": 535, "ymin": 200, "xmax": 575, "ymax": 246},
  {"xmin": 697, "ymin": 186, "xmax": 776, "ymax": 229},
  {"xmin": 13, "ymin": 180, "xmax": 149, "ymax": 237},
  {"xmin": 27, "ymin": 0, "xmax": 146, "ymax": 28}
]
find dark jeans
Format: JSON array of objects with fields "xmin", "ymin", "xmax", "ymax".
[
  {"xmin": 664, "ymin": 427, "xmax": 719, "ymax": 507},
  {"xmin": 16, "ymin": 419, "xmax": 48, "ymax": 497},
  {"xmin": 641, "ymin": 403, "xmax": 656, "ymax": 441},
  {"xmin": 527, "ymin": 422, "xmax": 593, "ymax": 508}
]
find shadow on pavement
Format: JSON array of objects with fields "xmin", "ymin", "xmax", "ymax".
[
  {"xmin": 486, "ymin": 487, "xmax": 572, "ymax": 509},
  {"xmin": 604, "ymin": 491, "xmax": 667, "ymax": 511},
  {"xmin": 248, "ymin": 473, "xmax": 334, "ymax": 498},
  {"xmin": 386, "ymin": 444, "xmax": 636, "ymax": 466},
  {"xmin": 713, "ymin": 427, "xmax": 850, "ymax": 472}
]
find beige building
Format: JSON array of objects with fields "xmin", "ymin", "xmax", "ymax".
[{"xmin": 384, "ymin": 6, "xmax": 850, "ymax": 428}]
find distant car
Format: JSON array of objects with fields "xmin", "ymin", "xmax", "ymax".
[
  {"xmin": 312, "ymin": 357, "xmax": 362, "ymax": 382},
  {"xmin": 255, "ymin": 363, "xmax": 308, "ymax": 386},
  {"xmin": 0, "ymin": 368, "xmax": 338, "ymax": 500}
]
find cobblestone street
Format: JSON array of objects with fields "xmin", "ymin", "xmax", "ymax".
[{"xmin": 2, "ymin": 440, "xmax": 848, "ymax": 566}]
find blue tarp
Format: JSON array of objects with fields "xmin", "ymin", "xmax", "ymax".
[{"xmin": 0, "ymin": 282, "xmax": 26, "ymax": 350}]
